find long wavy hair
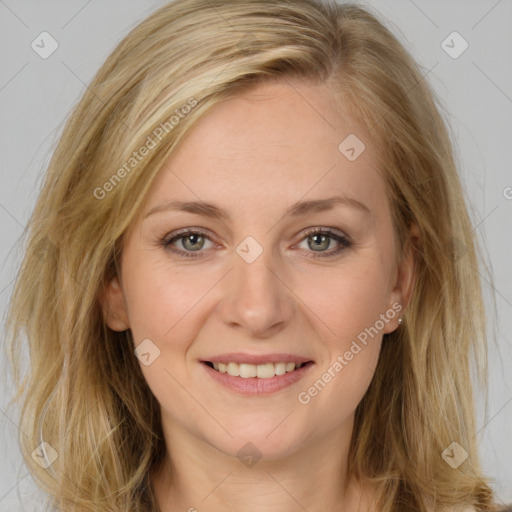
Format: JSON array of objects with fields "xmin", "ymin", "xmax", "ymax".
[{"xmin": 5, "ymin": 0, "xmax": 498, "ymax": 510}]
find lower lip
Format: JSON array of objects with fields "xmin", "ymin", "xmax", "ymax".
[{"xmin": 201, "ymin": 362, "xmax": 314, "ymax": 396}]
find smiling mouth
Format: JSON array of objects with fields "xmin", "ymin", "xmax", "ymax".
[{"xmin": 203, "ymin": 361, "xmax": 313, "ymax": 379}]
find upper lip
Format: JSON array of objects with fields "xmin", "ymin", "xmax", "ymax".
[{"xmin": 202, "ymin": 353, "xmax": 314, "ymax": 365}]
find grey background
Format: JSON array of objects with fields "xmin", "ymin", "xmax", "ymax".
[{"xmin": 1, "ymin": 0, "xmax": 511, "ymax": 509}]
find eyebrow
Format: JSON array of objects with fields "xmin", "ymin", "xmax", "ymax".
[{"xmin": 143, "ymin": 195, "xmax": 370, "ymax": 221}]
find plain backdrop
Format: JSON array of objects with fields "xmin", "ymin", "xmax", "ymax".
[{"xmin": 1, "ymin": 0, "xmax": 511, "ymax": 510}]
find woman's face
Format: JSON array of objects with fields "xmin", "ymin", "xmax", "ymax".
[{"xmin": 103, "ymin": 79, "xmax": 415, "ymax": 461}]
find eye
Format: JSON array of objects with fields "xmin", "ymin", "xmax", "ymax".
[
  {"xmin": 296, "ymin": 227, "xmax": 352, "ymax": 258},
  {"xmin": 161, "ymin": 227, "xmax": 352, "ymax": 259},
  {"xmin": 162, "ymin": 228, "xmax": 215, "ymax": 258}
]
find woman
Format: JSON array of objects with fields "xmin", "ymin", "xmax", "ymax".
[{"xmin": 5, "ymin": 0, "xmax": 506, "ymax": 510}]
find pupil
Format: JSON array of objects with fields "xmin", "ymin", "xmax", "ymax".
[
  {"xmin": 310, "ymin": 234, "xmax": 328, "ymax": 250},
  {"xmin": 185, "ymin": 234, "xmax": 203, "ymax": 251}
]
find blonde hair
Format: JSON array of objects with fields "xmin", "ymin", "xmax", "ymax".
[{"xmin": 5, "ymin": 0, "xmax": 498, "ymax": 510}]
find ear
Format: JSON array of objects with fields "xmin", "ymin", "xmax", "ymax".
[
  {"xmin": 383, "ymin": 222, "xmax": 420, "ymax": 334},
  {"xmin": 98, "ymin": 275, "xmax": 130, "ymax": 331}
]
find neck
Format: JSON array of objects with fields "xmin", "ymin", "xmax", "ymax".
[{"xmin": 152, "ymin": 417, "xmax": 376, "ymax": 512}]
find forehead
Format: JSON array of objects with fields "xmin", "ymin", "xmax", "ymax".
[{"xmin": 142, "ymin": 79, "xmax": 387, "ymax": 220}]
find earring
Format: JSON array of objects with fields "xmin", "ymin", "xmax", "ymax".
[{"xmin": 398, "ymin": 317, "xmax": 403, "ymax": 325}]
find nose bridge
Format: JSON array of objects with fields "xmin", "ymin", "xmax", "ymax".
[{"xmin": 220, "ymin": 237, "xmax": 294, "ymax": 336}]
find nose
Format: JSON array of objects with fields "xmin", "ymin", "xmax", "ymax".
[{"xmin": 217, "ymin": 246, "xmax": 295, "ymax": 338}]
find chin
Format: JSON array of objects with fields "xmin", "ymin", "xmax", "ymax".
[{"xmin": 201, "ymin": 417, "xmax": 310, "ymax": 463}]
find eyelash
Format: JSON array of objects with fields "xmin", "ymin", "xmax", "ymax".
[{"xmin": 160, "ymin": 227, "xmax": 352, "ymax": 259}]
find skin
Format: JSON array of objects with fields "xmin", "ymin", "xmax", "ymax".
[{"xmin": 101, "ymin": 79, "xmax": 418, "ymax": 512}]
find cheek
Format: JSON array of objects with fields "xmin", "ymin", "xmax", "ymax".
[
  {"xmin": 297, "ymin": 256, "xmax": 392, "ymax": 340},
  {"xmin": 293, "ymin": 258, "xmax": 389, "ymax": 403},
  {"xmin": 299, "ymin": 344, "xmax": 381, "ymax": 433},
  {"xmin": 123, "ymin": 266, "xmax": 210, "ymax": 422},
  {"xmin": 122, "ymin": 255, "xmax": 216, "ymax": 344},
  {"xmin": 297, "ymin": 281, "xmax": 384, "ymax": 425}
]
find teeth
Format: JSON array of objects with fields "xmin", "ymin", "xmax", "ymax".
[
  {"xmin": 275, "ymin": 362, "xmax": 286, "ymax": 376},
  {"xmin": 239, "ymin": 363, "xmax": 257, "ymax": 378},
  {"xmin": 256, "ymin": 363, "xmax": 275, "ymax": 379},
  {"xmin": 210, "ymin": 361, "xmax": 304, "ymax": 378},
  {"xmin": 227, "ymin": 362, "xmax": 240, "ymax": 377}
]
